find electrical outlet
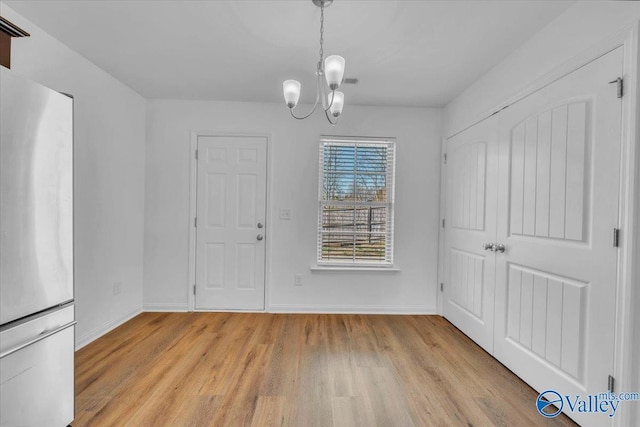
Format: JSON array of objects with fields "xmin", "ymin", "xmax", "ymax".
[
  {"xmin": 280, "ymin": 208, "xmax": 292, "ymax": 220},
  {"xmin": 113, "ymin": 281, "xmax": 122, "ymax": 295},
  {"xmin": 294, "ymin": 274, "xmax": 303, "ymax": 286}
]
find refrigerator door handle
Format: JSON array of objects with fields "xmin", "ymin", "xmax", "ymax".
[{"xmin": 0, "ymin": 321, "xmax": 77, "ymax": 359}]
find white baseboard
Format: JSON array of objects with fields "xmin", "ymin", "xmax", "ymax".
[
  {"xmin": 268, "ymin": 304, "xmax": 437, "ymax": 315},
  {"xmin": 75, "ymin": 307, "xmax": 143, "ymax": 350},
  {"xmin": 143, "ymin": 302, "xmax": 189, "ymax": 312},
  {"xmin": 138, "ymin": 303, "xmax": 437, "ymax": 315}
]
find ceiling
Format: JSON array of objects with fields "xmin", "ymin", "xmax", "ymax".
[{"xmin": 4, "ymin": 0, "xmax": 573, "ymax": 107}]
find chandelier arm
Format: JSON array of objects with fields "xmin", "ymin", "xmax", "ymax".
[
  {"xmin": 289, "ymin": 101, "xmax": 320, "ymax": 120},
  {"xmin": 324, "ymin": 108, "xmax": 338, "ymax": 125},
  {"xmin": 324, "ymin": 89, "xmax": 336, "ymax": 112},
  {"xmin": 290, "ymin": 71, "xmax": 323, "ymax": 120}
]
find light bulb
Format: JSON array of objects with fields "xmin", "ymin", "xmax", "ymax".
[
  {"xmin": 283, "ymin": 80, "xmax": 301, "ymax": 108},
  {"xmin": 324, "ymin": 55, "xmax": 345, "ymax": 90},
  {"xmin": 328, "ymin": 91, "xmax": 344, "ymax": 117}
]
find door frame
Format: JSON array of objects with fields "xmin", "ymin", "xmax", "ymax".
[
  {"xmin": 436, "ymin": 137, "xmax": 447, "ymax": 315},
  {"xmin": 187, "ymin": 131, "xmax": 272, "ymax": 312},
  {"xmin": 438, "ymin": 22, "xmax": 640, "ymax": 426}
]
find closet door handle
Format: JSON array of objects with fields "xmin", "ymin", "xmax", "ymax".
[
  {"xmin": 494, "ymin": 243, "xmax": 506, "ymax": 253},
  {"xmin": 483, "ymin": 243, "xmax": 495, "ymax": 251}
]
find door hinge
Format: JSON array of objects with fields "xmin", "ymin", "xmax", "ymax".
[
  {"xmin": 195, "ymin": 149, "xmax": 198, "ymax": 160},
  {"xmin": 613, "ymin": 228, "xmax": 620, "ymax": 247},
  {"xmin": 442, "ymin": 219, "xmax": 446, "ymax": 228},
  {"xmin": 608, "ymin": 375, "xmax": 615, "ymax": 393},
  {"xmin": 444, "ymin": 153, "xmax": 448, "ymax": 164},
  {"xmin": 193, "ymin": 285, "xmax": 196, "ymax": 295},
  {"xmin": 440, "ymin": 283, "xmax": 444, "ymax": 292},
  {"xmin": 609, "ymin": 77, "xmax": 623, "ymax": 98},
  {"xmin": 194, "ymin": 217, "xmax": 197, "ymax": 228}
]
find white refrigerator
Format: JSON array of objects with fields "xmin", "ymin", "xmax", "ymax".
[{"xmin": 0, "ymin": 66, "xmax": 75, "ymax": 426}]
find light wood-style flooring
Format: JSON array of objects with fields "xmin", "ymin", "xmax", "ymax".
[{"xmin": 73, "ymin": 312, "xmax": 576, "ymax": 426}]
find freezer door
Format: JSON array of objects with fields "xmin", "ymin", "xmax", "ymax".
[
  {"xmin": 0, "ymin": 304, "xmax": 75, "ymax": 427},
  {"xmin": 0, "ymin": 67, "xmax": 73, "ymax": 325}
]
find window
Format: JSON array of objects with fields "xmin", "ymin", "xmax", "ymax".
[{"xmin": 317, "ymin": 137, "xmax": 396, "ymax": 266}]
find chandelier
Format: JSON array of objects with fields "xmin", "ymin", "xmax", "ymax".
[{"xmin": 282, "ymin": 0, "xmax": 346, "ymax": 125}]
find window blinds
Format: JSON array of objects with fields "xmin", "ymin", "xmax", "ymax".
[{"xmin": 317, "ymin": 137, "xmax": 396, "ymax": 265}]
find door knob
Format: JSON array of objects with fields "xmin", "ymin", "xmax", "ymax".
[
  {"xmin": 257, "ymin": 234, "xmax": 264, "ymax": 241},
  {"xmin": 494, "ymin": 243, "xmax": 506, "ymax": 253},
  {"xmin": 257, "ymin": 222, "xmax": 264, "ymax": 229},
  {"xmin": 483, "ymin": 243, "xmax": 495, "ymax": 251}
]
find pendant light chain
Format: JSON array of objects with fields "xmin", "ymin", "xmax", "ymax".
[{"xmin": 318, "ymin": 2, "xmax": 325, "ymax": 69}]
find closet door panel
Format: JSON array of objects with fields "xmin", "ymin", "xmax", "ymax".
[
  {"xmin": 443, "ymin": 114, "xmax": 499, "ymax": 353},
  {"xmin": 494, "ymin": 47, "xmax": 623, "ymax": 427}
]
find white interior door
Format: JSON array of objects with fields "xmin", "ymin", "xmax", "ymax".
[
  {"xmin": 443, "ymin": 114, "xmax": 499, "ymax": 353},
  {"xmin": 195, "ymin": 135, "xmax": 267, "ymax": 310},
  {"xmin": 493, "ymin": 47, "xmax": 623, "ymax": 426}
]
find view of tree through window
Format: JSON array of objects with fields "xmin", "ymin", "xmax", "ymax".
[{"xmin": 318, "ymin": 138, "xmax": 395, "ymax": 265}]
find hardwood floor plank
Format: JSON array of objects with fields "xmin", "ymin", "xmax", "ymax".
[
  {"xmin": 171, "ymin": 396, "xmax": 223, "ymax": 427},
  {"xmin": 331, "ymin": 396, "xmax": 376, "ymax": 427},
  {"xmin": 250, "ymin": 396, "xmax": 286, "ymax": 427},
  {"xmin": 126, "ymin": 319, "xmax": 231, "ymax": 425},
  {"xmin": 259, "ymin": 315, "xmax": 302, "ymax": 397},
  {"xmin": 213, "ymin": 344, "xmax": 274, "ymax": 426},
  {"xmin": 74, "ymin": 312, "xmax": 193, "ymax": 398},
  {"xmin": 85, "ymin": 314, "xmax": 211, "ymax": 425},
  {"xmin": 357, "ymin": 366, "xmax": 416, "ymax": 427},
  {"xmin": 72, "ymin": 313, "xmax": 577, "ymax": 427},
  {"xmin": 287, "ymin": 343, "xmax": 333, "ymax": 427}
]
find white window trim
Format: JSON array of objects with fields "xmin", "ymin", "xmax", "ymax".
[
  {"xmin": 310, "ymin": 265, "xmax": 401, "ymax": 272},
  {"xmin": 317, "ymin": 136, "xmax": 396, "ymax": 267}
]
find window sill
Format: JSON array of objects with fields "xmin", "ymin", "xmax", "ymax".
[{"xmin": 310, "ymin": 265, "xmax": 401, "ymax": 272}]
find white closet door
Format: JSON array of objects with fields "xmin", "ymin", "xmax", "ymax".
[
  {"xmin": 443, "ymin": 114, "xmax": 499, "ymax": 353},
  {"xmin": 494, "ymin": 47, "xmax": 623, "ymax": 426}
]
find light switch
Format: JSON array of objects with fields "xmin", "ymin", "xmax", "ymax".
[{"xmin": 280, "ymin": 208, "xmax": 292, "ymax": 220}]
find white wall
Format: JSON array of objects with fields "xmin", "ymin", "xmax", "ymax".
[
  {"xmin": 144, "ymin": 101, "xmax": 441, "ymax": 313},
  {"xmin": 443, "ymin": 1, "xmax": 640, "ymax": 137},
  {"xmin": 1, "ymin": 4, "xmax": 147, "ymax": 347}
]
